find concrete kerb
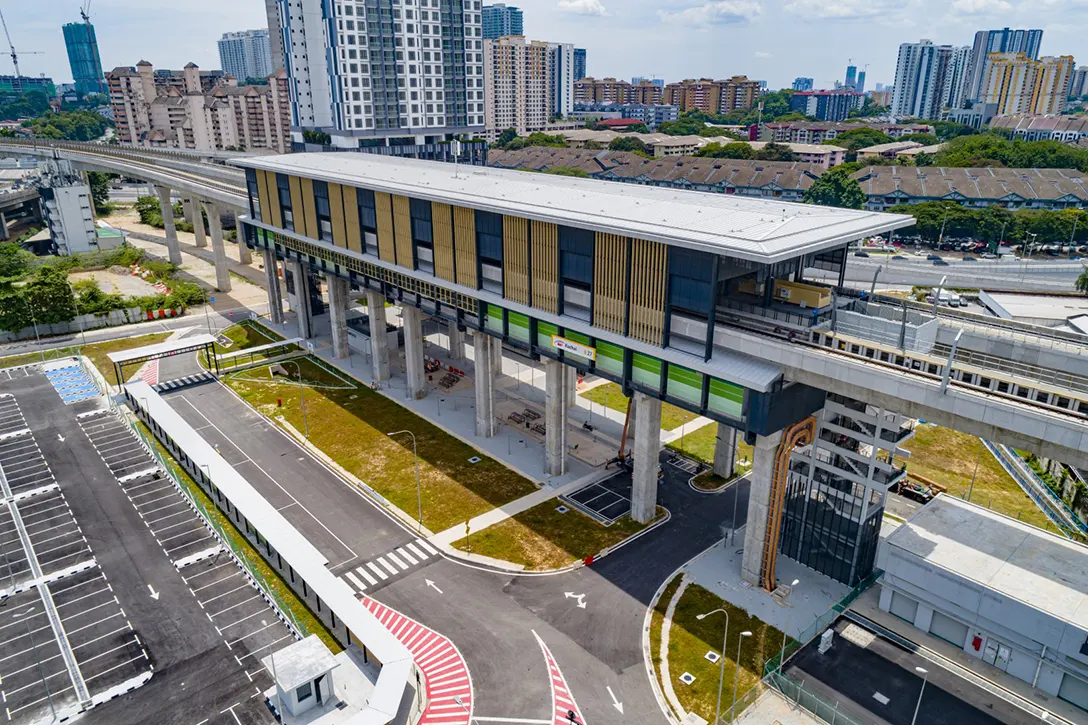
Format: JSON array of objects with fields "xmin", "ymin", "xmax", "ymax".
[
  {"xmin": 643, "ymin": 539, "xmax": 724, "ymax": 725},
  {"xmin": 688, "ymin": 470, "xmax": 752, "ymax": 496}
]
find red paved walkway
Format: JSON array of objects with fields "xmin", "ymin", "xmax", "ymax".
[{"xmin": 534, "ymin": 630, "xmax": 587, "ymax": 725}]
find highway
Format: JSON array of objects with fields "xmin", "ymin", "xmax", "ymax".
[{"xmin": 821, "ymin": 253, "xmax": 1084, "ymax": 292}]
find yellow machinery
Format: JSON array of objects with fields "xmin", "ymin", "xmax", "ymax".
[{"xmin": 759, "ymin": 417, "xmax": 816, "ymax": 592}]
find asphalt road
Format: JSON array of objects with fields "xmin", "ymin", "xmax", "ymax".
[
  {"xmin": 822, "ymin": 255, "xmax": 1083, "ymax": 292},
  {"xmin": 156, "ymin": 377, "xmax": 744, "ymax": 724},
  {"xmin": 4, "ymin": 370, "xmax": 275, "ymax": 725}
]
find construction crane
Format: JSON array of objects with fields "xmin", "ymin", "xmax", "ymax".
[
  {"xmin": 0, "ymin": 9, "xmax": 44, "ymax": 78},
  {"xmin": 80, "ymin": 0, "xmax": 93, "ymax": 24}
]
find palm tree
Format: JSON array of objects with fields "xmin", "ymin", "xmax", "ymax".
[{"xmin": 1077, "ymin": 266, "xmax": 1088, "ymax": 295}]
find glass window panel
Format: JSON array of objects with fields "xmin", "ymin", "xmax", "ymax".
[
  {"xmin": 707, "ymin": 378, "xmax": 744, "ymax": 420},
  {"xmin": 631, "ymin": 353, "xmax": 662, "ymax": 391},
  {"xmin": 666, "ymin": 363, "xmax": 703, "ymax": 406}
]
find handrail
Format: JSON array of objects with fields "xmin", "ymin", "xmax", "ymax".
[{"xmin": 983, "ymin": 441, "xmax": 1086, "ymax": 537}]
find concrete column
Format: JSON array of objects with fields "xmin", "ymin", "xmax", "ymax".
[
  {"xmin": 448, "ymin": 323, "xmax": 465, "ymax": 361},
  {"xmin": 544, "ymin": 359, "xmax": 569, "ymax": 477},
  {"xmin": 181, "ymin": 198, "xmax": 195, "ymax": 224},
  {"xmin": 0, "ymin": 211, "xmax": 8, "ymax": 241},
  {"xmin": 713, "ymin": 423, "xmax": 738, "ymax": 479},
  {"xmin": 191, "ymin": 199, "xmax": 207, "ymax": 248},
  {"xmin": 631, "ymin": 392, "xmax": 662, "ymax": 523},
  {"xmin": 491, "ymin": 337, "xmax": 503, "ymax": 380},
  {"xmin": 262, "ymin": 247, "xmax": 284, "ymax": 324},
  {"xmin": 474, "ymin": 333, "xmax": 496, "ymax": 437},
  {"xmin": 326, "ymin": 274, "xmax": 350, "ymax": 360},
  {"xmin": 566, "ymin": 366, "xmax": 578, "ymax": 408},
  {"xmin": 402, "ymin": 305, "xmax": 426, "ymax": 400},
  {"xmin": 154, "ymin": 185, "xmax": 182, "ymax": 266},
  {"xmin": 233, "ymin": 211, "xmax": 253, "ymax": 264},
  {"xmin": 741, "ymin": 430, "xmax": 785, "ymax": 587},
  {"xmin": 202, "ymin": 200, "xmax": 231, "ymax": 292},
  {"xmin": 289, "ymin": 259, "xmax": 313, "ymax": 339},
  {"xmin": 627, "ymin": 394, "xmax": 637, "ymax": 439},
  {"xmin": 366, "ymin": 289, "xmax": 389, "ymax": 381}
]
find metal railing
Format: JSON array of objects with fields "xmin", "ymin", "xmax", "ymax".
[
  {"xmin": 0, "ymin": 346, "xmax": 82, "ymax": 370},
  {"xmin": 984, "ymin": 441, "xmax": 1088, "ymax": 538},
  {"xmin": 717, "ymin": 298, "xmax": 834, "ymax": 329}
]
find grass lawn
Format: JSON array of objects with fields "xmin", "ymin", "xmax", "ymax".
[
  {"xmin": 202, "ymin": 321, "xmax": 284, "ymax": 368},
  {"xmin": 666, "ymin": 423, "xmax": 754, "ymax": 475},
  {"xmin": 223, "ymin": 355, "xmax": 538, "ymax": 533},
  {"xmin": 0, "ymin": 348, "xmax": 78, "ymax": 370},
  {"xmin": 901, "ymin": 424, "xmax": 1051, "ymax": 529},
  {"xmin": 581, "ymin": 382, "xmax": 699, "ymax": 431},
  {"xmin": 450, "ymin": 503, "xmax": 665, "ymax": 570},
  {"xmin": 0, "ymin": 331, "xmax": 173, "ymax": 381},
  {"xmin": 137, "ymin": 422, "xmax": 341, "ymax": 654},
  {"xmin": 666, "ymin": 583, "xmax": 788, "ymax": 723}
]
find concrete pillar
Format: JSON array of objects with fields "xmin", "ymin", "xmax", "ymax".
[
  {"xmin": 289, "ymin": 260, "xmax": 313, "ymax": 339},
  {"xmin": 713, "ymin": 423, "xmax": 738, "ymax": 479},
  {"xmin": 544, "ymin": 359, "xmax": 569, "ymax": 477},
  {"xmin": 402, "ymin": 305, "xmax": 426, "ymax": 400},
  {"xmin": 448, "ymin": 323, "xmax": 465, "ymax": 361},
  {"xmin": 155, "ymin": 185, "xmax": 182, "ymax": 266},
  {"xmin": 474, "ymin": 333, "xmax": 496, "ymax": 437},
  {"xmin": 191, "ymin": 199, "xmax": 207, "ymax": 248},
  {"xmin": 631, "ymin": 392, "xmax": 662, "ymax": 523},
  {"xmin": 262, "ymin": 247, "xmax": 284, "ymax": 324},
  {"xmin": 202, "ymin": 201, "xmax": 231, "ymax": 292},
  {"xmin": 181, "ymin": 198, "xmax": 194, "ymax": 224},
  {"xmin": 741, "ymin": 430, "xmax": 785, "ymax": 587},
  {"xmin": 366, "ymin": 289, "xmax": 389, "ymax": 381},
  {"xmin": 233, "ymin": 212, "xmax": 253, "ymax": 264},
  {"xmin": 326, "ymin": 274, "xmax": 350, "ymax": 360},
  {"xmin": 566, "ymin": 366, "xmax": 578, "ymax": 408},
  {"xmin": 491, "ymin": 337, "xmax": 502, "ymax": 380},
  {"xmin": 626, "ymin": 394, "xmax": 637, "ymax": 439},
  {"xmin": 0, "ymin": 211, "xmax": 7, "ymax": 241}
]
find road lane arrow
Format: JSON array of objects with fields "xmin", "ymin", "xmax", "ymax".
[
  {"xmin": 607, "ymin": 685, "xmax": 624, "ymax": 714},
  {"xmin": 425, "ymin": 579, "xmax": 443, "ymax": 594},
  {"xmin": 564, "ymin": 592, "xmax": 587, "ymax": 609},
  {"xmin": 57, "ymin": 434, "xmax": 65, "ymax": 442},
  {"xmin": 148, "ymin": 584, "xmax": 160, "ymax": 601}
]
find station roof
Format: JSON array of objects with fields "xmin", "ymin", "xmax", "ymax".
[
  {"xmin": 236, "ymin": 153, "xmax": 913, "ymax": 263},
  {"xmin": 884, "ymin": 495, "xmax": 1088, "ymax": 630},
  {"xmin": 107, "ymin": 334, "xmax": 217, "ymax": 365}
]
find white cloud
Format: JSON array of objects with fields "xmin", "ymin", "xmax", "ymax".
[
  {"xmin": 754, "ymin": 51, "xmax": 773, "ymax": 58},
  {"xmin": 949, "ymin": 0, "xmax": 1011, "ymax": 12},
  {"xmin": 557, "ymin": 0, "xmax": 609, "ymax": 15},
  {"xmin": 783, "ymin": 0, "xmax": 903, "ymax": 19},
  {"xmin": 658, "ymin": 1, "xmax": 763, "ymax": 24}
]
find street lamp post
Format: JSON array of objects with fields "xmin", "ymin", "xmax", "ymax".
[
  {"xmin": 21, "ymin": 296, "xmax": 44, "ymax": 362},
  {"xmin": 779, "ymin": 579, "xmax": 800, "ymax": 673},
  {"xmin": 931, "ymin": 275, "xmax": 947, "ymax": 316},
  {"xmin": 14, "ymin": 607, "xmax": 56, "ymax": 723},
  {"xmin": 454, "ymin": 696, "xmax": 478, "ymax": 725},
  {"xmin": 696, "ymin": 608, "xmax": 730, "ymax": 725},
  {"xmin": 281, "ymin": 360, "xmax": 309, "ymax": 438},
  {"xmin": 911, "ymin": 667, "xmax": 929, "ymax": 725},
  {"xmin": 65, "ymin": 280, "xmax": 88, "ymax": 349},
  {"xmin": 388, "ymin": 429, "xmax": 422, "ymax": 532},
  {"xmin": 732, "ymin": 631, "xmax": 752, "ymax": 724},
  {"xmin": 967, "ymin": 439, "xmax": 984, "ymax": 501}
]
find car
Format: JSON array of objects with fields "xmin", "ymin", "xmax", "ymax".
[
  {"xmin": 926, "ymin": 254, "xmax": 942, "ymax": 261},
  {"xmin": 854, "ymin": 251, "xmax": 870, "ymax": 258},
  {"xmin": 981, "ymin": 252, "xmax": 998, "ymax": 259},
  {"xmin": 962, "ymin": 256, "xmax": 977, "ymax": 262},
  {"xmin": 892, "ymin": 255, "xmax": 908, "ymax": 260},
  {"xmin": 933, "ymin": 259, "xmax": 950, "ymax": 266},
  {"xmin": 895, "ymin": 481, "xmax": 935, "ymax": 504}
]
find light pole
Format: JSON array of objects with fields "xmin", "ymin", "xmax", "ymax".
[
  {"xmin": 730, "ymin": 474, "xmax": 741, "ymax": 546},
  {"xmin": 388, "ymin": 429, "xmax": 422, "ymax": 532},
  {"xmin": 998, "ymin": 219, "xmax": 1009, "ymax": 249},
  {"xmin": 14, "ymin": 607, "xmax": 56, "ymax": 723},
  {"xmin": 282, "ymin": 359, "xmax": 309, "ymax": 438},
  {"xmin": 21, "ymin": 296, "xmax": 44, "ymax": 362},
  {"xmin": 967, "ymin": 439, "xmax": 984, "ymax": 501},
  {"xmin": 931, "ymin": 275, "xmax": 947, "ymax": 316},
  {"xmin": 732, "ymin": 630, "xmax": 752, "ymax": 724},
  {"xmin": 696, "ymin": 608, "xmax": 730, "ymax": 725},
  {"xmin": 779, "ymin": 579, "xmax": 800, "ymax": 673},
  {"xmin": 869, "ymin": 264, "xmax": 883, "ymax": 297},
  {"xmin": 454, "ymin": 696, "xmax": 478, "ymax": 725},
  {"xmin": 911, "ymin": 667, "xmax": 929, "ymax": 725},
  {"xmin": 65, "ymin": 280, "xmax": 88, "ymax": 349}
]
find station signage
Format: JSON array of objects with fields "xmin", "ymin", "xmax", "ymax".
[{"xmin": 551, "ymin": 335, "xmax": 596, "ymax": 361}]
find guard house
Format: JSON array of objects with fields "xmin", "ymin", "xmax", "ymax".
[
  {"xmin": 232, "ymin": 153, "xmax": 914, "ymax": 588},
  {"xmin": 262, "ymin": 635, "xmax": 339, "ymax": 719}
]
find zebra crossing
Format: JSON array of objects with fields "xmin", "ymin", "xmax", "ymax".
[
  {"xmin": 340, "ymin": 538, "xmax": 440, "ymax": 595},
  {"xmin": 152, "ymin": 371, "xmax": 217, "ymax": 393}
]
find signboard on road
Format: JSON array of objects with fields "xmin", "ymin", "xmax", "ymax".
[{"xmin": 551, "ymin": 335, "xmax": 596, "ymax": 361}]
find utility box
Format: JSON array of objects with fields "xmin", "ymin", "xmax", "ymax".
[{"xmin": 818, "ymin": 628, "xmax": 834, "ymax": 654}]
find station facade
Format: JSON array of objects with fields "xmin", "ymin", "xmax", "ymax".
[{"xmin": 234, "ymin": 153, "xmax": 913, "ymax": 588}]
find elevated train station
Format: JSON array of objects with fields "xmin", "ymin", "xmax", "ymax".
[{"xmin": 230, "ymin": 152, "xmax": 1088, "ymax": 591}]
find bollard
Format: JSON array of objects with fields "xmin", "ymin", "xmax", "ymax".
[{"xmin": 277, "ymin": 397, "xmax": 282, "ymax": 407}]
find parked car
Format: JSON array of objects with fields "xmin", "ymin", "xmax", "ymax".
[
  {"xmin": 895, "ymin": 481, "xmax": 935, "ymax": 504},
  {"xmin": 926, "ymin": 254, "xmax": 942, "ymax": 261},
  {"xmin": 892, "ymin": 255, "xmax": 908, "ymax": 260},
  {"xmin": 854, "ymin": 251, "xmax": 870, "ymax": 258},
  {"xmin": 962, "ymin": 256, "xmax": 977, "ymax": 262},
  {"xmin": 981, "ymin": 252, "xmax": 998, "ymax": 259}
]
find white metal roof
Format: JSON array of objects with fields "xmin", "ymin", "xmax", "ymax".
[
  {"xmin": 261, "ymin": 635, "xmax": 339, "ymax": 691},
  {"xmin": 883, "ymin": 495, "xmax": 1088, "ymax": 630},
  {"xmin": 107, "ymin": 334, "xmax": 217, "ymax": 365},
  {"xmin": 125, "ymin": 380, "xmax": 412, "ymax": 723},
  {"xmin": 234, "ymin": 153, "xmax": 914, "ymax": 263}
]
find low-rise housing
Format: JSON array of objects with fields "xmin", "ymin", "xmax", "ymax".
[
  {"xmin": 571, "ymin": 103, "xmax": 679, "ymax": 130},
  {"xmin": 988, "ymin": 114, "xmax": 1088, "ymax": 143},
  {"xmin": 857, "ymin": 141, "xmax": 924, "ymax": 159},
  {"xmin": 758, "ymin": 121, "xmax": 934, "ymax": 145},
  {"xmin": 747, "ymin": 141, "xmax": 845, "ymax": 168},
  {"xmin": 854, "ymin": 165, "xmax": 1088, "ymax": 211}
]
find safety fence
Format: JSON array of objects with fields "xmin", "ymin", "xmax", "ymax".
[
  {"xmin": 984, "ymin": 440, "xmax": 1087, "ymax": 538},
  {"xmin": 0, "ymin": 346, "xmax": 82, "ymax": 370}
]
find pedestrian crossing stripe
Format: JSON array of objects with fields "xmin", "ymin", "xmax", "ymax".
[{"xmin": 341, "ymin": 538, "xmax": 438, "ymax": 593}]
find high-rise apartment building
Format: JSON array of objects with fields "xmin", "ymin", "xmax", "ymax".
[
  {"xmin": 574, "ymin": 77, "xmax": 661, "ymax": 105},
  {"xmin": 218, "ymin": 30, "xmax": 274, "ymax": 82},
  {"xmin": 719, "ymin": 76, "xmax": 761, "ymax": 113},
  {"xmin": 482, "ymin": 4, "xmax": 523, "ymax": 39},
  {"xmin": 574, "ymin": 48, "xmax": 587, "ymax": 81},
  {"xmin": 664, "ymin": 77, "xmax": 761, "ymax": 114},
  {"xmin": 789, "ymin": 90, "xmax": 863, "ymax": 121},
  {"xmin": 278, "ymin": 0, "xmax": 485, "ymax": 149},
  {"xmin": 856, "ymin": 71, "xmax": 866, "ymax": 95},
  {"xmin": 483, "ymin": 37, "xmax": 572, "ymax": 139},
  {"xmin": 1069, "ymin": 66, "xmax": 1088, "ymax": 100},
  {"xmin": 792, "ymin": 77, "xmax": 814, "ymax": 92},
  {"xmin": 62, "ymin": 21, "xmax": 107, "ymax": 97},
  {"xmin": 264, "ymin": 0, "xmax": 286, "ymax": 72},
  {"xmin": 107, "ymin": 61, "xmax": 290, "ymax": 152},
  {"xmin": 891, "ymin": 40, "xmax": 970, "ymax": 120},
  {"xmin": 631, "ymin": 76, "xmax": 664, "ymax": 88},
  {"xmin": 845, "ymin": 64, "xmax": 857, "ymax": 89},
  {"xmin": 980, "ymin": 53, "xmax": 1074, "ymax": 116},
  {"xmin": 963, "ymin": 27, "xmax": 1043, "ymax": 103}
]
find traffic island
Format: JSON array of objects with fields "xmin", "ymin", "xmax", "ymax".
[
  {"xmin": 650, "ymin": 577, "xmax": 790, "ymax": 724},
  {"xmin": 221, "ymin": 354, "xmax": 538, "ymax": 533},
  {"xmin": 449, "ymin": 502, "xmax": 667, "ymax": 571},
  {"xmin": 666, "ymin": 422, "xmax": 753, "ymax": 473}
]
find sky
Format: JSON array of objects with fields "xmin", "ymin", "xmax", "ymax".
[{"xmin": 8, "ymin": 0, "xmax": 1086, "ymax": 92}]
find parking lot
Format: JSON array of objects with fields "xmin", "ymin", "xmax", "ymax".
[
  {"xmin": 562, "ymin": 471, "xmax": 632, "ymax": 524},
  {"xmin": 0, "ymin": 586, "xmax": 78, "ymax": 724}
]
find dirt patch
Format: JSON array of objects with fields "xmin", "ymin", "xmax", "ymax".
[{"xmin": 69, "ymin": 269, "xmax": 159, "ymax": 297}]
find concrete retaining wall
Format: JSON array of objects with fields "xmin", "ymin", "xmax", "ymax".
[{"xmin": 0, "ymin": 307, "xmax": 148, "ymax": 343}]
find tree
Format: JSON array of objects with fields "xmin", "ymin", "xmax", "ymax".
[
  {"xmin": 615, "ymin": 123, "xmax": 649, "ymax": 133},
  {"xmin": 87, "ymin": 172, "xmax": 115, "ymax": 215},
  {"xmin": 1077, "ymin": 267, "xmax": 1088, "ymax": 296},
  {"xmin": 496, "ymin": 128, "xmax": 519, "ymax": 147},
  {"xmin": 608, "ymin": 136, "xmax": 652, "ymax": 157},
  {"xmin": 694, "ymin": 142, "xmax": 754, "ymax": 159},
  {"xmin": 826, "ymin": 127, "xmax": 895, "ymax": 152},
  {"xmin": 582, "ymin": 140, "xmax": 603, "ymax": 150},
  {"xmin": 20, "ymin": 109, "xmax": 112, "ymax": 141},
  {"xmin": 849, "ymin": 97, "xmax": 890, "ymax": 119},
  {"xmin": 504, "ymin": 132, "xmax": 567, "ymax": 150},
  {"xmin": 542, "ymin": 166, "xmax": 589, "ymax": 178},
  {"xmin": 301, "ymin": 129, "xmax": 332, "ymax": 145},
  {"xmin": 755, "ymin": 141, "xmax": 796, "ymax": 162},
  {"xmin": 932, "ymin": 120, "xmax": 977, "ymax": 142},
  {"xmin": 0, "ymin": 242, "xmax": 33, "ymax": 280},
  {"xmin": 804, "ymin": 167, "xmax": 866, "ymax": 209},
  {"xmin": 899, "ymin": 133, "xmax": 939, "ymax": 147}
]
